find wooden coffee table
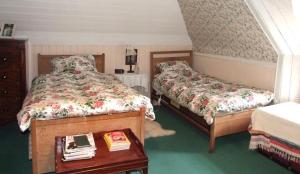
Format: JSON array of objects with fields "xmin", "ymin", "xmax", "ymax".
[{"xmin": 55, "ymin": 129, "xmax": 148, "ymax": 174}]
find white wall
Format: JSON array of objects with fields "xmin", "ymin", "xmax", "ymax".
[
  {"xmin": 28, "ymin": 44, "xmax": 191, "ymax": 87},
  {"xmin": 246, "ymin": 0, "xmax": 300, "ymax": 102},
  {"xmin": 16, "ymin": 31, "xmax": 190, "ymax": 46},
  {"xmin": 193, "ymin": 53, "xmax": 276, "ymax": 91}
]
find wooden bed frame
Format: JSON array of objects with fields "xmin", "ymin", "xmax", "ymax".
[
  {"xmin": 32, "ymin": 54, "xmax": 145, "ymax": 174},
  {"xmin": 150, "ymin": 50, "xmax": 253, "ymax": 152}
]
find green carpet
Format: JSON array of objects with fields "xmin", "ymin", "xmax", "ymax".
[{"xmin": 0, "ymin": 105, "xmax": 292, "ymax": 174}]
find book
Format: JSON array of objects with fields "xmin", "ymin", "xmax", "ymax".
[
  {"xmin": 103, "ymin": 131, "xmax": 131, "ymax": 151},
  {"xmin": 74, "ymin": 135, "xmax": 91, "ymax": 148},
  {"xmin": 65, "ymin": 132, "xmax": 96, "ymax": 153},
  {"xmin": 62, "ymin": 132, "xmax": 96, "ymax": 161},
  {"xmin": 62, "ymin": 152, "xmax": 94, "ymax": 162}
]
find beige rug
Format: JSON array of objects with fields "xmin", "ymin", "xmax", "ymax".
[{"xmin": 145, "ymin": 119, "xmax": 176, "ymax": 139}]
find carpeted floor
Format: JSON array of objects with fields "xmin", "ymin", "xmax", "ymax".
[{"xmin": 0, "ymin": 105, "xmax": 292, "ymax": 174}]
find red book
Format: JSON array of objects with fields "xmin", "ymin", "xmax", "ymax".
[{"xmin": 104, "ymin": 131, "xmax": 131, "ymax": 151}]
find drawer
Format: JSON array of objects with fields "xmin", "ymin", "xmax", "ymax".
[
  {"xmin": 0, "ymin": 51, "xmax": 20, "ymax": 70},
  {"xmin": 0, "ymin": 69, "xmax": 20, "ymax": 84},
  {"xmin": 0, "ymin": 99, "xmax": 21, "ymax": 119},
  {"xmin": 0, "ymin": 85, "xmax": 21, "ymax": 98}
]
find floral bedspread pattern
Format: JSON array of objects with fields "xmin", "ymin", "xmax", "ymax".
[
  {"xmin": 152, "ymin": 62, "xmax": 274, "ymax": 124},
  {"xmin": 17, "ymin": 71, "xmax": 155, "ymax": 131}
]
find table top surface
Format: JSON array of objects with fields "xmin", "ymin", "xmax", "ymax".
[
  {"xmin": 257, "ymin": 102, "xmax": 300, "ymax": 123},
  {"xmin": 114, "ymin": 72, "xmax": 146, "ymax": 76},
  {"xmin": 114, "ymin": 73, "xmax": 147, "ymax": 77},
  {"xmin": 55, "ymin": 129, "xmax": 148, "ymax": 173}
]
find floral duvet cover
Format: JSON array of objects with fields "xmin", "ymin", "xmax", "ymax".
[
  {"xmin": 153, "ymin": 62, "xmax": 274, "ymax": 125},
  {"xmin": 17, "ymin": 71, "xmax": 155, "ymax": 132}
]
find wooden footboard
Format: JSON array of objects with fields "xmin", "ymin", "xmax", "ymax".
[
  {"xmin": 31, "ymin": 108, "xmax": 145, "ymax": 174},
  {"xmin": 209, "ymin": 110, "xmax": 252, "ymax": 152}
]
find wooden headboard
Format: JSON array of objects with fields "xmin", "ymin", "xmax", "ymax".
[
  {"xmin": 38, "ymin": 54, "xmax": 105, "ymax": 75},
  {"xmin": 150, "ymin": 50, "xmax": 193, "ymax": 85}
]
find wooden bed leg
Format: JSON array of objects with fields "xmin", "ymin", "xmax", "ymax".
[
  {"xmin": 140, "ymin": 107, "xmax": 145, "ymax": 145},
  {"xmin": 209, "ymin": 122, "xmax": 216, "ymax": 153},
  {"xmin": 209, "ymin": 136, "xmax": 216, "ymax": 153},
  {"xmin": 31, "ymin": 120, "xmax": 38, "ymax": 174}
]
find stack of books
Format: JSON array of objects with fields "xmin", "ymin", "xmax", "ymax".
[
  {"xmin": 62, "ymin": 132, "xmax": 96, "ymax": 161},
  {"xmin": 104, "ymin": 131, "xmax": 131, "ymax": 151}
]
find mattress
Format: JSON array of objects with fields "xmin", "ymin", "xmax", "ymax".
[
  {"xmin": 17, "ymin": 71, "xmax": 155, "ymax": 132},
  {"xmin": 152, "ymin": 61, "xmax": 274, "ymax": 124}
]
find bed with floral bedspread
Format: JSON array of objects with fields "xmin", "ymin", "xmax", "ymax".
[
  {"xmin": 17, "ymin": 55, "xmax": 155, "ymax": 132},
  {"xmin": 152, "ymin": 61, "xmax": 274, "ymax": 125}
]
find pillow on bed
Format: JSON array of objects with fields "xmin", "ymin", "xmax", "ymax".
[
  {"xmin": 52, "ymin": 55, "xmax": 97, "ymax": 74},
  {"xmin": 156, "ymin": 60, "xmax": 190, "ymax": 72},
  {"xmin": 164, "ymin": 63, "xmax": 194, "ymax": 77}
]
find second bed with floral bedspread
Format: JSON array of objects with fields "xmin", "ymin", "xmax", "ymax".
[
  {"xmin": 18, "ymin": 71, "xmax": 155, "ymax": 132},
  {"xmin": 152, "ymin": 61, "xmax": 274, "ymax": 124}
]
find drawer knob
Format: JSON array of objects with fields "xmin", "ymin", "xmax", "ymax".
[
  {"xmin": 0, "ymin": 89, "xmax": 8, "ymax": 96},
  {"xmin": 2, "ymin": 74, "xmax": 7, "ymax": 79},
  {"xmin": 2, "ymin": 57, "xmax": 7, "ymax": 62}
]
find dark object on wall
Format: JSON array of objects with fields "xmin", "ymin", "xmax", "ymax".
[
  {"xmin": 115, "ymin": 69, "xmax": 124, "ymax": 74},
  {"xmin": 1, "ymin": 23, "xmax": 15, "ymax": 37},
  {"xmin": 125, "ymin": 48, "xmax": 137, "ymax": 73},
  {"xmin": 0, "ymin": 39, "xmax": 26, "ymax": 125}
]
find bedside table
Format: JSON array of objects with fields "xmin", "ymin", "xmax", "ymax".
[{"xmin": 115, "ymin": 73, "xmax": 149, "ymax": 96}]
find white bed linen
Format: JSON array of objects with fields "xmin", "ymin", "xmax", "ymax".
[{"xmin": 251, "ymin": 102, "xmax": 300, "ymax": 145}]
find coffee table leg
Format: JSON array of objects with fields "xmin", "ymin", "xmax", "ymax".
[{"xmin": 142, "ymin": 167, "xmax": 148, "ymax": 174}]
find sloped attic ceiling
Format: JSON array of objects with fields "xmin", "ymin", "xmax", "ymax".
[
  {"xmin": 0, "ymin": 0, "xmax": 186, "ymax": 34},
  {"xmin": 177, "ymin": 0, "xmax": 278, "ymax": 63},
  {"xmin": 0, "ymin": 0, "xmax": 191, "ymax": 45}
]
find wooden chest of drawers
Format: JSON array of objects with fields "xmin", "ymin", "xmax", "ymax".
[{"xmin": 0, "ymin": 39, "xmax": 26, "ymax": 125}]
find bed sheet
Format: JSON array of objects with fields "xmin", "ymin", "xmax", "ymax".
[
  {"xmin": 17, "ymin": 71, "xmax": 155, "ymax": 131},
  {"xmin": 152, "ymin": 63, "xmax": 273, "ymax": 124}
]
